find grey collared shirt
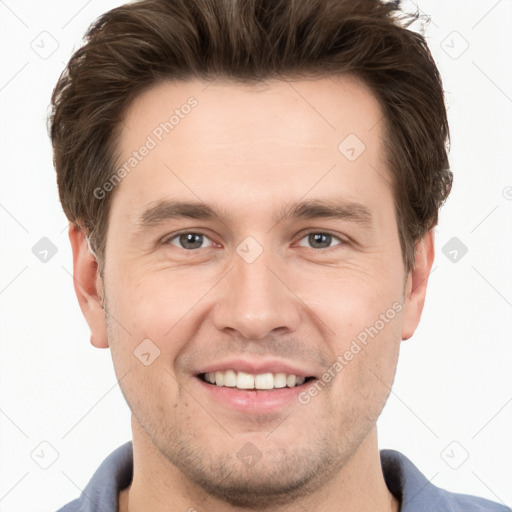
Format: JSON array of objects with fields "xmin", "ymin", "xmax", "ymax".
[{"xmin": 56, "ymin": 442, "xmax": 510, "ymax": 511}]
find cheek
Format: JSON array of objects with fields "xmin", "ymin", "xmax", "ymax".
[
  {"xmin": 104, "ymin": 270, "xmax": 218, "ymax": 401},
  {"xmin": 325, "ymin": 312, "xmax": 402, "ymax": 426},
  {"xmin": 104, "ymin": 283, "xmax": 185, "ymax": 413},
  {"xmin": 107, "ymin": 269, "xmax": 203, "ymax": 338},
  {"xmin": 304, "ymin": 267, "xmax": 404, "ymax": 400},
  {"xmin": 300, "ymin": 262, "xmax": 404, "ymax": 337}
]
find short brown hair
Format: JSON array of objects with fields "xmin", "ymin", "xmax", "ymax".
[{"xmin": 50, "ymin": 0, "xmax": 452, "ymax": 275}]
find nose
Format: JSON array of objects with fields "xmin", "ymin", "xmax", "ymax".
[{"xmin": 212, "ymin": 245, "xmax": 302, "ymax": 340}]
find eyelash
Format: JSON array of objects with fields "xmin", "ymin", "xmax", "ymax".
[{"xmin": 162, "ymin": 230, "xmax": 348, "ymax": 251}]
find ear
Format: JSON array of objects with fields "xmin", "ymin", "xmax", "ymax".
[
  {"xmin": 401, "ymin": 229, "xmax": 435, "ymax": 341},
  {"xmin": 68, "ymin": 223, "xmax": 109, "ymax": 348}
]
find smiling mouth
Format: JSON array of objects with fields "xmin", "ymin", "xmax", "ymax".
[{"xmin": 198, "ymin": 370, "xmax": 316, "ymax": 390}]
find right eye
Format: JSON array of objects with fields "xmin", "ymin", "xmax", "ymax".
[{"xmin": 164, "ymin": 232, "xmax": 216, "ymax": 250}]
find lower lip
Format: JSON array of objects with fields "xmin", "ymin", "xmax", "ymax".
[{"xmin": 196, "ymin": 377, "xmax": 314, "ymax": 413}]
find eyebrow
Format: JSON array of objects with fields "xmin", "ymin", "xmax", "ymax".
[
  {"xmin": 277, "ymin": 198, "xmax": 373, "ymax": 226},
  {"xmin": 137, "ymin": 201, "xmax": 218, "ymax": 228},
  {"xmin": 135, "ymin": 198, "xmax": 373, "ymax": 230}
]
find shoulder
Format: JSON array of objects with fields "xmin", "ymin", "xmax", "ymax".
[
  {"xmin": 54, "ymin": 441, "xmax": 133, "ymax": 512},
  {"xmin": 380, "ymin": 449, "xmax": 510, "ymax": 512}
]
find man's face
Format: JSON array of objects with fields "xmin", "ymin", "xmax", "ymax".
[{"xmin": 97, "ymin": 76, "xmax": 416, "ymax": 505}]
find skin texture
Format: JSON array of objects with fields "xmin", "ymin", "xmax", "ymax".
[{"xmin": 70, "ymin": 76, "xmax": 434, "ymax": 511}]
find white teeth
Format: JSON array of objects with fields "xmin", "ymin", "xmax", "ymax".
[
  {"xmin": 254, "ymin": 373, "xmax": 274, "ymax": 390},
  {"xmin": 224, "ymin": 369, "xmax": 237, "ymax": 387},
  {"xmin": 237, "ymin": 371, "xmax": 255, "ymax": 389},
  {"xmin": 274, "ymin": 373, "xmax": 287, "ymax": 388},
  {"xmin": 202, "ymin": 370, "xmax": 309, "ymax": 390},
  {"xmin": 286, "ymin": 374, "xmax": 296, "ymax": 387},
  {"xmin": 215, "ymin": 371, "xmax": 225, "ymax": 386}
]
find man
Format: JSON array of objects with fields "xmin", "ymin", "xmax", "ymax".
[{"xmin": 50, "ymin": 0, "xmax": 509, "ymax": 510}]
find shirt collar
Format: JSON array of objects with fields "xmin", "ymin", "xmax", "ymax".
[{"xmin": 77, "ymin": 443, "xmax": 499, "ymax": 512}]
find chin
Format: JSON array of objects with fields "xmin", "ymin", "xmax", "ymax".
[
  {"xmin": 185, "ymin": 461, "xmax": 321, "ymax": 508},
  {"xmin": 157, "ymin": 436, "xmax": 347, "ymax": 509}
]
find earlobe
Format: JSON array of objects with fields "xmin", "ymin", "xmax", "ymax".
[
  {"xmin": 68, "ymin": 223, "xmax": 109, "ymax": 348},
  {"xmin": 401, "ymin": 229, "xmax": 435, "ymax": 341}
]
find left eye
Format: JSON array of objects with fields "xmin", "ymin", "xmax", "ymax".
[{"xmin": 297, "ymin": 232, "xmax": 344, "ymax": 249}]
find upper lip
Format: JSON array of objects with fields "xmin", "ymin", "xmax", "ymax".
[{"xmin": 195, "ymin": 358, "xmax": 319, "ymax": 379}]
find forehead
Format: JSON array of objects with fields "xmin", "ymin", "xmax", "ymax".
[
  {"xmin": 112, "ymin": 76, "xmax": 392, "ymax": 223},
  {"xmin": 122, "ymin": 75, "xmax": 384, "ymax": 153}
]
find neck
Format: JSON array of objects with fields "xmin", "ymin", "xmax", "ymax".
[{"xmin": 119, "ymin": 417, "xmax": 400, "ymax": 512}]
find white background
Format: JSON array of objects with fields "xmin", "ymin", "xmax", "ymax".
[{"xmin": 0, "ymin": 1, "xmax": 511, "ymax": 510}]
